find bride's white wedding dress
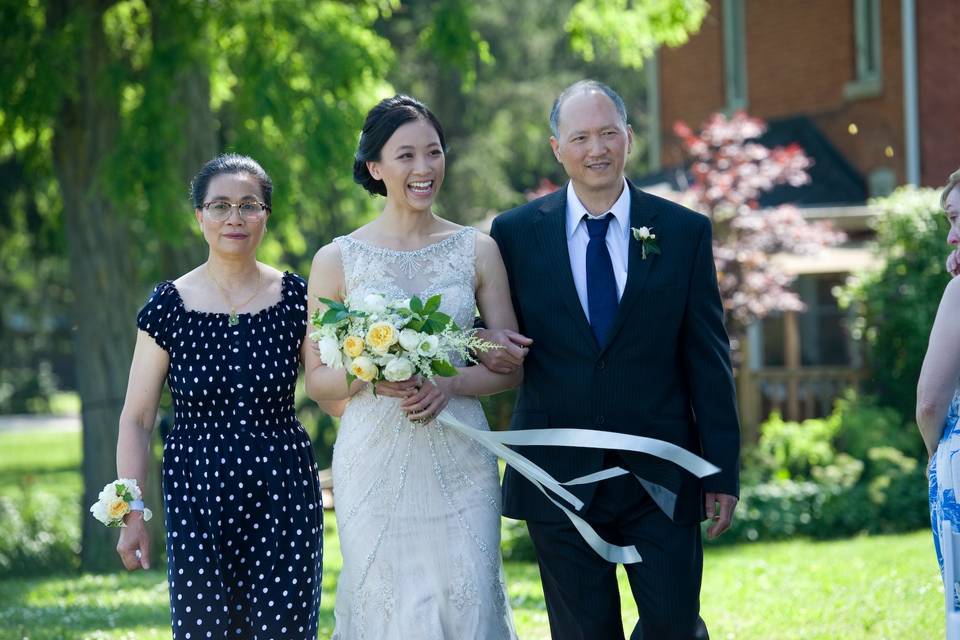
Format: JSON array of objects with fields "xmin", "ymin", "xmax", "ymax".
[{"xmin": 330, "ymin": 228, "xmax": 516, "ymax": 639}]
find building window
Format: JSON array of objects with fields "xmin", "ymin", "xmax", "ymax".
[
  {"xmin": 844, "ymin": 0, "xmax": 882, "ymax": 99},
  {"xmin": 723, "ymin": 0, "xmax": 747, "ymax": 111}
]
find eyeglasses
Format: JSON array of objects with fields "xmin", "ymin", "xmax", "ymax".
[{"xmin": 201, "ymin": 200, "xmax": 269, "ymax": 222}]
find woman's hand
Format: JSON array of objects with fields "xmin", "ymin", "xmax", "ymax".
[
  {"xmin": 947, "ymin": 249, "xmax": 960, "ymax": 278},
  {"xmin": 375, "ymin": 375, "xmax": 422, "ymax": 400},
  {"xmin": 117, "ymin": 511, "xmax": 151, "ymax": 570},
  {"xmin": 400, "ymin": 377, "xmax": 454, "ymax": 422}
]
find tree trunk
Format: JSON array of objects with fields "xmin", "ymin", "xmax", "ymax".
[
  {"xmin": 51, "ymin": 0, "xmax": 136, "ymax": 573},
  {"xmin": 144, "ymin": 3, "xmax": 219, "ymax": 557},
  {"xmin": 154, "ymin": 0, "xmax": 216, "ymax": 275}
]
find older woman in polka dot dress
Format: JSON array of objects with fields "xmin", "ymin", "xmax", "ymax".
[{"xmin": 114, "ymin": 154, "xmax": 323, "ymax": 640}]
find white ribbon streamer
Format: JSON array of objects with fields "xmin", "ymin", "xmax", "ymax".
[{"xmin": 435, "ymin": 410, "xmax": 721, "ymax": 565}]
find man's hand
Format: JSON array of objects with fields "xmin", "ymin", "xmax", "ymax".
[
  {"xmin": 947, "ymin": 249, "xmax": 960, "ymax": 278},
  {"xmin": 704, "ymin": 492, "xmax": 738, "ymax": 540},
  {"xmin": 474, "ymin": 328, "xmax": 532, "ymax": 374}
]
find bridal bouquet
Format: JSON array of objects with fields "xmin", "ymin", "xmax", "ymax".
[{"xmin": 309, "ymin": 293, "xmax": 496, "ymax": 384}]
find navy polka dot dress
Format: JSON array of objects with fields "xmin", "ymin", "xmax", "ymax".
[{"xmin": 137, "ymin": 272, "xmax": 323, "ymax": 640}]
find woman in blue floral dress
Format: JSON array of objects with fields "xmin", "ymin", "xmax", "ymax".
[{"xmin": 920, "ymin": 168, "xmax": 960, "ymax": 638}]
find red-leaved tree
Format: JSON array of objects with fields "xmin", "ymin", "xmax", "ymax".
[{"xmin": 670, "ymin": 112, "xmax": 846, "ymax": 355}]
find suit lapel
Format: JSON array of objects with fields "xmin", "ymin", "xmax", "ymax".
[
  {"xmin": 601, "ymin": 183, "xmax": 660, "ymax": 353},
  {"xmin": 533, "ymin": 189, "xmax": 598, "ymax": 351}
]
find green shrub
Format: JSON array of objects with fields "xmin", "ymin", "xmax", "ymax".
[
  {"xmin": 721, "ymin": 480, "xmax": 835, "ymax": 543},
  {"xmin": 0, "ymin": 483, "xmax": 80, "ymax": 576},
  {"xmin": 751, "ymin": 411, "xmax": 840, "ymax": 481},
  {"xmin": 833, "ymin": 391, "xmax": 923, "ymax": 461},
  {"xmin": 723, "ymin": 393, "xmax": 929, "ymax": 544},
  {"xmin": 839, "ymin": 187, "xmax": 947, "ymax": 423}
]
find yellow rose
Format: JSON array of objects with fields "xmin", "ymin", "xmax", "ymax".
[
  {"xmin": 349, "ymin": 356, "xmax": 379, "ymax": 382},
  {"xmin": 343, "ymin": 335, "xmax": 365, "ymax": 358},
  {"xmin": 107, "ymin": 498, "xmax": 130, "ymax": 521},
  {"xmin": 366, "ymin": 321, "xmax": 398, "ymax": 353}
]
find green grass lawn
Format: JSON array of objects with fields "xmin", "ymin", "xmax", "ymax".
[{"xmin": 0, "ymin": 426, "xmax": 945, "ymax": 639}]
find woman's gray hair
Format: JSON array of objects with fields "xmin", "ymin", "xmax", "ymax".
[
  {"xmin": 943, "ymin": 169, "xmax": 960, "ymax": 210},
  {"xmin": 549, "ymin": 80, "xmax": 628, "ymax": 138}
]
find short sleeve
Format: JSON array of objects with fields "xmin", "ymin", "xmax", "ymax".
[
  {"xmin": 136, "ymin": 281, "xmax": 179, "ymax": 351},
  {"xmin": 284, "ymin": 272, "xmax": 308, "ymax": 327}
]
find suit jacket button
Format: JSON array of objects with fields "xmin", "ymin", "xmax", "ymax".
[
  {"xmin": 596, "ymin": 415, "xmax": 605, "ymax": 425},
  {"xmin": 597, "ymin": 359, "xmax": 606, "ymax": 369}
]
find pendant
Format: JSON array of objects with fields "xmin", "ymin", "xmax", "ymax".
[{"xmin": 228, "ymin": 311, "xmax": 239, "ymax": 327}]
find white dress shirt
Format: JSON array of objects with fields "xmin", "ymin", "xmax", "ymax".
[{"xmin": 565, "ymin": 178, "xmax": 631, "ymax": 322}]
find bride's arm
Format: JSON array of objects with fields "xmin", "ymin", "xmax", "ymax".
[
  {"xmin": 304, "ymin": 243, "xmax": 369, "ymax": 403},
  {"xmin": 401, "ymin": 233, "xmax": 522, "ymax": 420}
]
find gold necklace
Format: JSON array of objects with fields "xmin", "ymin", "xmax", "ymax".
[{"xmin": 206, "ymin": 263, "xmax": 263, "ymax": 327}]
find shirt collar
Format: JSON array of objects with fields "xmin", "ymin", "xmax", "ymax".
[{"xmin": 565, "ymin": 178, "xmax": 631, "ymax": 240}]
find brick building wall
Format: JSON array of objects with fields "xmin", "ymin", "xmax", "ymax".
[
  {"xmin": 657, "ymin": 0, "xmax": 905, "ymax": 189},
  {"xmin": 918, "ymin": 0, "xmax": 960, "ymax": 188}
]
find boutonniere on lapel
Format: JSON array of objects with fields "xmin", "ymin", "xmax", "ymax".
[{"xmin": 631, "ymin": 226, "xmax": 661, "ymax": 260}]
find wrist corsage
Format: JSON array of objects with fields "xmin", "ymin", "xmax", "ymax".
[{"xmin": 89, "ymin": 478, "xmax": 153, "ymax": 527}]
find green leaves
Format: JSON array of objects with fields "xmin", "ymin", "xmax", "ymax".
[
  {"xmin": 566, "ymin": 0, "xmax": 708, "ymax": 69},
  {"xmin": 316, "ymin": 297, "xmax": 364, "ymax": 325},
  {"xmin": 430, "ymin": 360, "xmax": 458, "ymax": 377},
  {"xmin": 404, "ymin": 296, "xmax": 455, "ymax": 334}
]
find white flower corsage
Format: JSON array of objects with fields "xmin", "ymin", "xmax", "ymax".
[
  {"xmin": 89, "ymin": 478, "xmax": 153, "ymax": 527},
  {"xmin": 631, "ymin": 226, "xmax": 661, "ymax": 260}
]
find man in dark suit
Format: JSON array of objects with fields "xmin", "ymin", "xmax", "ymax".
[{"xmin": 479, "ymin": 80, "xmax": 740, "ymax": 639}]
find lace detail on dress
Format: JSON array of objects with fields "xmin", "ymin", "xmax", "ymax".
[
  {"xmin": 335, "ymin": 228, "xmax": 476, "ymax": 331},
  {"xmin": 330, "ymin": 228, "xmax": 515, "ymax": 639}
]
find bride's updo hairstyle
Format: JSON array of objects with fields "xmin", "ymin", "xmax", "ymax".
[{"xmin": 353, "ymin": 95, "xmax": 448, "ymax": 197}]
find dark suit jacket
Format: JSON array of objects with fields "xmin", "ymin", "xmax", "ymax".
[{"xmin": 490, "ymin": 180, "xmax": 740, "ymax": 526}]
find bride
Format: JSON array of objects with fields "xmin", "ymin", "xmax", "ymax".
[{"xmin": 305, "ymin": 95, "xmax": 521, "ymax": 639}]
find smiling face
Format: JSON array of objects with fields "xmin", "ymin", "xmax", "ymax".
[
  {"xmin": 946, "ymin": 187, "xmax": 960, "ymax": 247},
  {"xmin": 550, "ymin": 90, "xmax": 633, "ymax": 200},
  {"xmin": 366, "ymin": 118, "xmax": 445, "ymax": 214},
  {"xmin": 194, "ymin": 172, "xmax": 269, "ymax": 257}
]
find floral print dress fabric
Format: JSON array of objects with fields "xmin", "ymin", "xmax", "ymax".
[{"xmin": 930, "ymin": 392, "xmax": 960, "ymax": 618}]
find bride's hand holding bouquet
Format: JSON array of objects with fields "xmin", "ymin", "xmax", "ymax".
[{"xmin": 310, "ymin": 292, "xmax": 496, "ymax": 420}]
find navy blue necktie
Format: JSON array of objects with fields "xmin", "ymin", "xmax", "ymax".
[{"xmin": 584, "ymin": 213, "xmax": 618, "ymax": 347}]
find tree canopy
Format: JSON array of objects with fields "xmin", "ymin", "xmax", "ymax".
[{"xmin": 0, "ymin": 0, "xmax": 708, "ymax": 569}]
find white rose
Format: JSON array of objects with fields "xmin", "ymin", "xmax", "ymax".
[
  {"xmin": 383, "ymin": 357, "xmax": 415, "ymax": 382},
  {"xmin": 398, "ymin": 328, "xmax": 421, "ymax": 352},
  {"xmin": 318, "ymin": 336, "xmax": 344, "ymax": 369},
  {"xmin": 90, "ymin": 499, "xmax": 110, "ymax": 525},
  {"xmin": 97, "ymin": 484, "xmax": 115, "ymax": 503},
  {"xmin": 632, "ymin": 226, "xmax": 653, "ymax": 240},
  {"xmin": 361, "ymin": 293, "xmax": 388, "ymax": 315},
  {"xmin": 416, "ymin": 334, "xmax": 440, "ymax": 358},
  {"xmin": 376, "ymin": 352, "xmax": 397, "ymax": 367}
]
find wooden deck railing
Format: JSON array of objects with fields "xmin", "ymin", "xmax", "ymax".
[{"xmin": 737, "ymin": 366, "xmax": 865, "ymax": 440}]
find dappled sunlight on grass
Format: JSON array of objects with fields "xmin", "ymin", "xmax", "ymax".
[
  {"xmin": 0, "ymin": 525, "xmax": 944, "ymax": 640},
  {"xmin": 0, "ymin": 428, "xmax": 944, "ymax": 639}
]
